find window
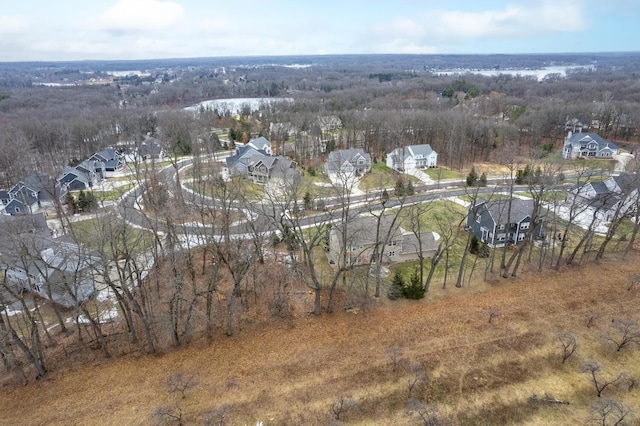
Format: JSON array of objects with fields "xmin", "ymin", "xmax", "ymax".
[
  {"xmin": 498, "ymin": 224, "xmax": 505, "ymax": 230},
  {"xmin": 520, "ymin": 222, "xmax": 530, "ymax": 230},
  {"xmin": 388, "ymin": 251, "xmax": 396, "ymax": 257},
  {"xmin": 388, "ymin": 240, "xmax": 397, "ymax": 246},
  {"xmin": 476, "ymin": 214, "xmax": 481, "ymax": 223}
]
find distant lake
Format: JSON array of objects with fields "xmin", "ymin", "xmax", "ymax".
[
  {"xmin": 433, "ymin": 65, "xmax": 594, "ymax": 81},
  {"xmin": 184, "ymin": 97, "xmax": 294, "ymax": 114}
]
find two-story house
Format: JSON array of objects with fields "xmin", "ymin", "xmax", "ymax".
[
  {"xmin": 0, "ymin": 213, "xmax": 100, "ymax": 307},
  {"xmin": 567, "ymin": 173, "xmax": 639, "ymax": 222},
  {"xmin": 324, "ymin": 148, "xmax": 371, "ymax": 177},
  {"xmin": 562, "ymin": 131, "xmax": 620, "ymax": 160},
  {"xmin": 328, "ymin": 215, "xmax": 439, "ymax": 266},
  {"xmin": 89, "ymin": 148, "xmax": 125, "ymax": 173},
  {"xmin": 467, "ymin": 198, "xmax": 535, "ymax": 248},
  {"xmin": 57, "ymin": 160, "xmax": 101, "ymax": 192},
  {"xmin": 386, "ymin": 144, "xmax": 438, "ymax": 171},
  {"xmin": 247, "ymin": 154, "xmax": 298, "ymax": 184},
  {"xmin": 0, "ymin": 174, "xmax": 64, "ymax": 216}
]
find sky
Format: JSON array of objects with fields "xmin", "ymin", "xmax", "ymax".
[{"xmin": 0, "ymin": 0, "xmax": 638, "ymax": 62}]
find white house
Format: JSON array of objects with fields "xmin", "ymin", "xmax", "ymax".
[{"xmin": 387, "ymin": 144, "xmax": 438, "ymax": 171}]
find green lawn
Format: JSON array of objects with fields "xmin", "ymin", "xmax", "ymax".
[
  {"xmin": 360, "ymin": 162, "xmax": 403, "ymax": 191},
  {"xmin": 424, "ymin": 167, "xmax": 463, "ymax": 180},
  {"xmin": 92, "ymin": 183, "xmax": 136, "ymax": 202},
  {"xmin": 69, "ymin": 217, "xmax": 157, "ymax": 255}
]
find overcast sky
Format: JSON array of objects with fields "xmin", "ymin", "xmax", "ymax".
[{"xmin": 0, "ymin": 0, "xmax": 638, "ymax": 62}]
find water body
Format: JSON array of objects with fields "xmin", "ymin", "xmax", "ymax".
[
  {"xmin": 434, "ymin": 65, "xmax": 594, "ymax": 81},
  {"xmin": 184, "ymin": 97, "xmax": 294, "ymax": 115}
]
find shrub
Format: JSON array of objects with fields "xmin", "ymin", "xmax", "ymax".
[{"xmin": 403, "ymin": 269, "xmax": 425, "ymax": 300}]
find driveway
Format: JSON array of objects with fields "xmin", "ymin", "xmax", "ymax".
[{"xmin": 404, "ymin": 167, "xmax": 434, "ymax": 185}]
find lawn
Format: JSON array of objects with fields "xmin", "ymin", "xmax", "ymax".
[
  {"xmin": 360, "ymin": 162, "xmax": 403, "ymax": 191},
  {"xmin": 424, "ymin": 167, "xmax": 463, "ymax": 180},
  {"xmin": 92, "ymin": 183, "xmax": 136, "ymax": 202},
  {"xmin": 69, "ymin": 216, "xmax": 157, "ymax": 254}
]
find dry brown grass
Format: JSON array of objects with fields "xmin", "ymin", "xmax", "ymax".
[{"xmin": 2, "ymin": 253, "xmax": 640, "ymax": 425}]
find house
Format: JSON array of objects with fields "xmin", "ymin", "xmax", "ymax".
[
  {"xmin": 328, "ymin": 215, "xmax": 439, "ymax": 266},
  {"xmin": 467, "ymin": 198, "xmax": 536, "ymax": 248},
  {"xmin": 0, "ymin": 214, "xmax": 100, "ymax": 307},
  {"xmin": 386, "ymin": 144, "xmax": 438, "ymax": 171},
  {"xmin": 324, "ymin": 148, "xmax": 371, "ymax": 176},
  {"xmin": 89, "ymin": 148, "xmax": 125, "ymax": 172},
  {"xmin": 246, "ymin": 136, "xmax": 272, "ymax": 156},
  {"xmin": 562, "ymin": 131, "xmax": 620, "ymax": 160},
  {"xmin": 318, "ymin": 115, "xmax": 343, "ymax": 132},
  {"xmin": 0, "ymin": 174, "xmax": 64, "ymax": 216},
  {"xmin": 225, "ymin": 145, "xmax": 269, "ymax": 177},
  {"xmin": 246, "ymin": 154, "xmax": 298, "ymax": 184},
  {"xmin": 567, "ymin": 173, "xmax": 639, "ymax": 222},
  {"xmin": 58, "ymin": 162, "xmax": 100, "ymax": 192},
  {"xmin": 139, "ymin": 137, "xmax": 165, "ymax": 160}
]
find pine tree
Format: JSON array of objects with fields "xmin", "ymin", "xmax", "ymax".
[
  {"xmin": 466, "ymin": 167, "xmax": 478, "ymax": 186},
  {"xmin": 395, "ymin": 179, "xmax": 405, "ymax": 197},
  {"xmin": 403, "ymin": 269, "xmax": 425, "ymax": 300},
  {"xmin": 387, "ymin": 271, "xmax": 404, "ymax": 300},
  {"xmin": 479, "ymin": 172, "xmax": 488, "ymax": 187},
  {"xmin": 406, "ymin": 180, "xmax": 415, "ymax": 195}
]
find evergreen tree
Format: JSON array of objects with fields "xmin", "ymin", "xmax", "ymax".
[
  {"xmin": 65, "ymin": 192, "xmax": 78, "ymax": 214},
  {"xmin": 406, "ymin": 180, "xmax": 415, "ymax": 195},
  {"xmin": 395, "ymin": 179, "xmax": 405, "ymax": 197},
  {"xmin": 479, "ymin": 172, "xmax": 488, "ymax": 187},
  {"xmin": 403, "ymin": 269, "xmax": 425, "ymax": 300},
  {"xmin": 466, "ymin": 167, "xmax": 478, "ymax": 186},
  {"xmin": 381, "ymin": 188, "xmax": 389, "ymax": 205},
  {"xmin": 303, "ymin": 191, "xmax": 312, "ymax": 210},
  {"xmin": 387, "ymin": 271, "xmax": 404, "ymax": 300},
  {"xmin": 469, "ymin": 234, "xmax": 480, "ymax": 255}
]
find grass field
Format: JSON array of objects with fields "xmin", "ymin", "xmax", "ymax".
[{"xmin": 2, "ymin": 249, "xmax": 639, "ymax": 425}]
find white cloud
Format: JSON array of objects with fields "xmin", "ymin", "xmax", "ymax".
[
  {"xmin": 369, "ymin": 0, "xmax": 588, "ymax": 52},
  {"xmin": 96, "ymin": 0, "xmax": 184, "ymax": 34},
  {"xmin": 0, "ymin": 15, "xmax": 28, "ymax": 35}
]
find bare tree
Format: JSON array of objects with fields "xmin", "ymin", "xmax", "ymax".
[
  {"xmin": 581, "ymin": 361, "xmax": 625, "ymax": 398},
  {"xmin": 330, "ymin": 395, "xmax": 357, "ymax": 421},
  {"xmin": 589, "ymin": 398, "xmax": 633, "ymax": 426},
  {"xmin": 557, "ymin": 332, "xmax": 578, "ymax": 364},
  {"xmin": 387, "ymin": 345, "xmax": 405, "ymax": 372},
  {"xmin": 407, "ymin": 362, "xmax": 428, "ymax": 398},
  {"xmin": 603, "ymin": 319, "xmax": 640, "ymax": 352},
  {"xmin": 628, "ymin": 274, "xmax": 640, "ymax": 292},
  {"xmin": 166, "ymin": 371, "xmax": 196, "ymax": 399},
  {"xmin": 407, "ymin": 399, "xmax": 444, "ymax": 426}
]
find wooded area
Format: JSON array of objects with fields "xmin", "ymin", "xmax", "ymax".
[{"xmin": 1, "ymin": 53, "xmax": 640, "ymax": 424}]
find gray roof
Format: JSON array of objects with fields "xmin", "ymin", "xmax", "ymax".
[
  {"xmin": 400, "ymin": 231, "xmax": 438, "ymax": 255},
  {"xmin": 477, "ymin": 198, "xmax": 534, "ymax": 224},
  {"xmin": 0, "ymin": 213, "xmax": 99, "ymax": 307},
  {"xmin": 565, "ymin": 132, "xmax": 619, "ymax": 151},
  {"xmin": 407, "ymin": 144, "xmax": 435, "ymax": 158},
  {"xmin": 326, "ymin": 148, "xmax": 371, "ymax": 173},
  {"xmin": 248, "ymin": 136, "xmax": 271, "ymax": 151}
]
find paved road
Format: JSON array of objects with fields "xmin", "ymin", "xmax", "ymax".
[{"xmin": 115, "ymin": 156, "xmax": 533, "ymax": 242}]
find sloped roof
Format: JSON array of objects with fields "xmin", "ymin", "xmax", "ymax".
[
  {"xmin": 400, "ymin": 231, "xmax": 438, "ymax": 255},
  {"xmin": 566, "ymin": 132, "xmax": 619, "ymax": 151},
  {"xmin": 407, "ymin": 144, "xmax": 435, "ymax": 158},
  {"xmin": 326, "ymin": 148, "xmax": 371, "ymax": 173},
  {"xmin": 248, "ymin": 136, "xmax": 271, "ymax": 151},
  {"xmin": 475, "ymin": 198, "xmax": 534, "ymax": 224}
]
